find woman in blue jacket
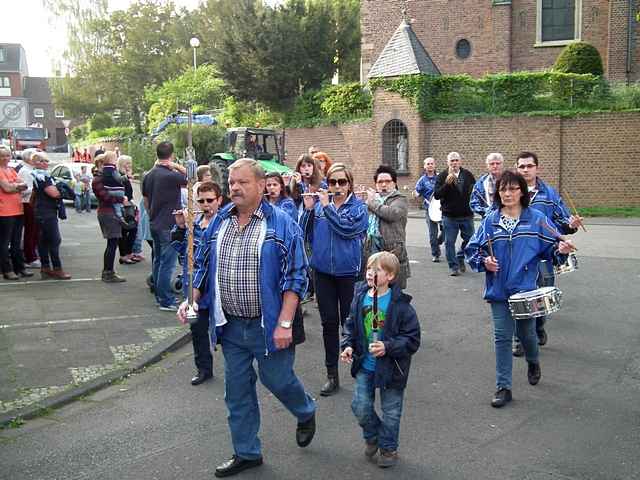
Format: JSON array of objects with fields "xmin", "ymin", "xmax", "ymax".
[
  {"xmin": 301, "ymin": 163, "xmax": 368, "ymax": 396},
  {"xmin": 465, "ymin": 170, "xmax": 575, "ymax": 409},
  {"xmin": 264, "ymin": 171, "xmax": 297, "ymax": 221}
]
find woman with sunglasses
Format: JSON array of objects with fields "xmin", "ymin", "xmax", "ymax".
[
  {"xmin": 264, "ymin": 172, "xmax": 297, "ymax": 221},
  {"xmin": 465, "ymin": 170, "xmax": 575, "ymax": 409},
  {"xmin": 301, "ymin": 163, "xmax": 368, "ymax": 396},
  {"xmin": 172, "ymin": 181, "xmax": 223, "ymax": 386}
]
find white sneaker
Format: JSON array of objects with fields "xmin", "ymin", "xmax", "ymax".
[{"xmin": 26, "ymin": 260, "xmax": 41, "ymax": 269}]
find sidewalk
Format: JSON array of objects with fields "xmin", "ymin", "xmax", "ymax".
[{"xmin": 0, "ymin": 208, "xmax": 189, "ymax": 424}]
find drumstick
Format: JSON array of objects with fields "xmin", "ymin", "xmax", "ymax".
[
  {"xmin": 486, "ymin": 237, "xmax": 495, "ymax": 259},
  {"xmin": 562, "ymin": 190, "xmax": 587, "ymax": 232},
  {"xmin": 538, "ymin": 221, "xmax": 579, "ymax": 252}
]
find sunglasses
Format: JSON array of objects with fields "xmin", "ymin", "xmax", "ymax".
[
  {"xmin": 197, "ymin": 198, "xmax": 217, "ymax": 204},
  {"xmin": 328, "ymin": 178, "xmax": 349, "ymax": 187}
]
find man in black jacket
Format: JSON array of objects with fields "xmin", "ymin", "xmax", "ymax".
[{"xmin": 433, "ymin": 152, "xmax": 476, "ymax": 276}]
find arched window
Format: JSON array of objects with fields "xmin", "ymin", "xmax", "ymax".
[{"xmin": 382, "ymin": 120, "xmax": 409, "ymax": 173}]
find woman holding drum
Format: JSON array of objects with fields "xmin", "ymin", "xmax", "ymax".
[{"xmin": 465, "ymin": 170, "xmax": 575, "ymax": 408}]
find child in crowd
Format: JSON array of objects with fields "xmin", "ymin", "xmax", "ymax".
[{"xmin": 340, "ymin": 251, "xmax": 421, "ymax": 468}]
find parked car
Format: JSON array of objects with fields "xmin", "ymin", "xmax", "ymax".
[{"xmin": 50, "ymin": 162, "xmax": 98, "ymax": 207}]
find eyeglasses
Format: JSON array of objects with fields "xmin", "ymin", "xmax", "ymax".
[
  {"xmin": 517, "ymin": 164, "xmax": 536, "ymax": 170},
  {"xmin": 197, "ymin": 198, "xmax": 217, "ymax": 204},
  {"xmin": 328, "ymin": 178, "xmax": 349, "ymax": 187},
  {"xmin": 499, "ymin": 186, "xmax": 521, "ymax": 193}
]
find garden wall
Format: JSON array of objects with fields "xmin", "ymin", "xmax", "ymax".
[{"xmin": 284, "ymin": 91, "xmax": 640, "ymax": 207}]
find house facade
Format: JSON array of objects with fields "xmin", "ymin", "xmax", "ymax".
[{"xmin": 361, "ymin": 0, "xmax": 639, "ymax": 83}]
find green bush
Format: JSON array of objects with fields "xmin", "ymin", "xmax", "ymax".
[
  {"xmin": 611, "ymin": 83, "xmax": 640, "ymax": 109},
  {"xmin": 121, "ymin": 137, "xmax": 157, "ymax": 174},
  {"xmin": 87, "ymin": 126, "xmax": 136, "ymax": 141},
  {"xmin": 553, "ymin": 42, "xmax": 604, "ymax": 76},
  {"xmin": 160, "ymin": 124, "xmax": 226, "ymax": 163},
  {"xmin": 88, "ymin": 113, "xmax": 114, "ymax": 131},
  {"xmin": 370, "ymin": 71, "xmax": 616, "ymax": 119},
  {"xmin": 69, "ymin": 125, "xmax": 88, "ymax": 142},
  {"xmin": 320, "ymin": 83, "xmax": 371, "ymax": 116}
]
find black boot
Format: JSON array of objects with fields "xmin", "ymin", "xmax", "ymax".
[{"xmin": 320, "ymin": 368, "xmax": 339, "ymax": 396}]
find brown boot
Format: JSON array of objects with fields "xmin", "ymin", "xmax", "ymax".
[
  {"xmin": 41, "ymin": 268, "xmax": 53, "ymax": 279},
  {"xmin": 49, "ymin": 268, "xmax": 71, "ymax": 280}
]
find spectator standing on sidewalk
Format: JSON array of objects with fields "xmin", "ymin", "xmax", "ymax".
[
  {"xmin": 31, "ymin": 152, "xmax": 71, "ymax": 280},
  {"xmin": 92, "ymin": 152, "xmax": 126, "ymax": 283},
  {"xmin": 0, "ymin": 146, "xmax": 30, "ymax": 280},
  {"xmin": 73, "ymin": 165, "xmax": 92, "ymax": 213},
  {"xmin": 18, "ymin": 149, "xmax": 40, "ymax": 268},
  {"xmin": 142, "ymin": 142, "xmax": 187, "ymax": 311}
]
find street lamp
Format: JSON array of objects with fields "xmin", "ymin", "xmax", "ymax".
[{"xmin": 190, "ymin": 37, "xmax": 200, "ymax": 72}]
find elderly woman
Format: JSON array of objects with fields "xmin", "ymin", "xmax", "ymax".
[
  {"xmin": 264, "ymin": 171, "xmax": 297, "ymax": 220},
  {"xmin": 301, "ymin": 162, "xmax": 368, "ymax": 396},
  {"xmin": 92, "ymin": 152, "xmax": 126, "ymax": 283},
  {"xmin": 117, "ymin": 155, "xmax": 138, "ymax": 265},
  {"xmin": 465, "ymin": 170, "xmax": 575, "ymax": 408},
  {"xmin": 31, "ymin": 152, "xmax": 71, "ymax": 280},
  {"xmin": 0, "ymin": 146, "xmax": 30, "ymax": 280}
]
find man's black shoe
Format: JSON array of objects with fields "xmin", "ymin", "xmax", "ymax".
[
  {"xmin": 537, "ymin": 328, "xmax": 548, "ymax": 346},
  {"xmin": 214, "ymin": 455, "xmax": 263, "ymax": 478},
  {"xmin": 527, "ymin": 362, "xmax": 541, "ymax": 385},
  {"xmin": 296, "ymin": 412, "xmax": 316, "ymax": 447},
  {"xmin": 512, "ymin": 341, "xmax": 524, "ymax": 357},
  {"xmin": 191, "ymin": 371, "xmax": 212, "ymax": 386},
  {"xmin": 320, "ymin": 375, "xmax": 339, "ymax": 396},
  {"xmin": 491, "ymin": 388, "xmax": 512, "ymax": 408}
]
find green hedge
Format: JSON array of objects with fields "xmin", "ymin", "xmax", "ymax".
[{"xmin": 369, "ymin": 72, "xmax": 613, "ymax": 118}]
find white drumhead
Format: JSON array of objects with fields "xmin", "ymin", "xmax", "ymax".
[{"xmin": 428, "ymin": 198, "xmax": 442, "ymax": 222}]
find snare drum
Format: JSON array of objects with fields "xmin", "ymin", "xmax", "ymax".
[
  {"xmin": 428, "ymin": 198, "xmax": 442, "ymax": 222},
  {"xmin": 554, "ymin": 253, "xmax": 578, "ymax": 276},
  {"xmin": 508, "ymin": 287, "xmax": 563, "ymax": 319}
]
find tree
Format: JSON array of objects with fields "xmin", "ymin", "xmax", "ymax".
[
  {"xmin": 194, "ymin": 0, "xmax": 360, "ymax": 106},
  {"xmin": 48, "ymin": 0, "xmax": 193, "ymax": 132},
  {"xmin": 144, "ymin": 64, "xmax": 227, "ymax": 131}
]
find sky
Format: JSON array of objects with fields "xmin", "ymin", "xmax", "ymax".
[{"xmin": 4, "ymin": 0, "xmax": 206, "ymax": 77}]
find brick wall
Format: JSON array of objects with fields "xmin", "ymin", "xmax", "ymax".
[
  {"xmin": 361, "ymin": 0, "xmax": 637, "ymax": 82},
  {"xmin": 283, "ymin": 95, "xmax": 640, "ymax": 207}
]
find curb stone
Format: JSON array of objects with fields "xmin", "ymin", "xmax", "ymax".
[{"xmin": 0, "ymin": 330, "xmax": 191, "ymax": 428}]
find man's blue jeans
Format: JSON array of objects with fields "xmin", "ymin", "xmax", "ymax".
[
  {"xmin": 150, "ymin": 229, "xmax": 178, "ymax": 307},
  {"xmin": 490, "ymin": 301, "xmax": 539, "ymax": 390},
  {"xmin": 442, "ymin": 216, "xmax": 475, "ymax": 270},
  {"xmin": 221, "ymin": 315, "xmax": 316, "ymax": 460},
  {"xmin": 351, "ymin": 369, "xmax": 404, "ymax": 452},
  {"xmin": 425, "ymin": 213, "xmax": 441, "ymax": 258}
]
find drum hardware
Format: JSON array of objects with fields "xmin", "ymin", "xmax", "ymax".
[
  {"xmin": 508, "ymin": 287, "xmax": 563, "ymax": 320},
  {"xmin": 554, "ymin": 253, "xmax": 578, "ymax": 276}
]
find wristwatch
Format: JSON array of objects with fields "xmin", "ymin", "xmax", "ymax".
[{"xmin": 279, "ymin": 320, "xmax": 293, "ymax": 329}]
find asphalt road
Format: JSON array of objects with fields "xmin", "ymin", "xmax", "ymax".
[{"xmin": 1, "ymin": 217, "xmax": 639, "ymax": 480}]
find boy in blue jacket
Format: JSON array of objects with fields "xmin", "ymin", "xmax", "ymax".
[{"xmin": 340, "ymin": 251, "xmax": 421, "ymax": 468}]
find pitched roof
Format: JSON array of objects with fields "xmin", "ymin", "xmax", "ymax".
[
  {"xmin": 0, "ymin": 44, "xmax": 28, "ymax": 75},
  {"xmin": 367, "ymin": 20, "xmax": 440, "ymax": 79}
]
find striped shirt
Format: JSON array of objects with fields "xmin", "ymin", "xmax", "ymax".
[{"xmin": 218, "ymin": 205, "xmax": 264, "ymax": 318}]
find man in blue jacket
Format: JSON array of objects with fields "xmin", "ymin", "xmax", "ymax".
[
  {"xmin": 180, "ymin": 159, "xmax": 316, "ymax": 478},
  {"xmin": 470, "ymin": 152, "xmax": 504, "ymax": 218},
  {"xmin": 415, "ymin": 157, "xmax": 442, "ymax": 262},
  {"xmin": 513, "ymin": 152, "xmax": 583, "ymax": 353}
]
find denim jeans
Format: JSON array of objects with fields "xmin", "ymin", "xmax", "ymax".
[
  {"xmin": 425, "ymin": 212, "xmax": 441, "ymax": 258},
  {"xmin": 351, "ymin": 370, "xmax": 405, "ymax": 452},
  {"xmin": 74, "ymin": 194, "xmax": 82, "ymax": 212},
  {"xmin": 221, "ymin": 314, "xmax": 316, "ymax": 460},
  {"xmin": 490, "ymin": 301, "xmax": 539, "ymax": 390},
  {"xmin": 442, "ymin": 216, "xmax": 475, "ymax": 270},
  {"xmin": 150, "ymin": 228, "xmax": 178, "ymax": 307}
]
